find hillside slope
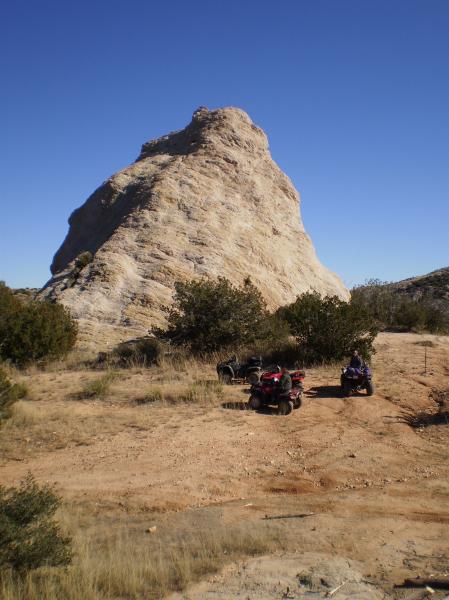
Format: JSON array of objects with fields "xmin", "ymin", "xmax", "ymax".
[{"xmin": 389, "ymin": 267, "xmax": 449, "ymax": 311}]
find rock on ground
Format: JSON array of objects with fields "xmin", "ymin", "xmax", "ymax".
[{"xmin": 168, "ymin": 553, "xmax": 386, "ymax": 599}]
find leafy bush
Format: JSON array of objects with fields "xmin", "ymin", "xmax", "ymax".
[
  {"xmin": 0, "ymin": 474, "xmax": 72, "ymax": 573},
  {"xmin": 0, "ymin": 368, "xmax": 27, "ymax": 424},
  {"xmin": 157, "ymin": 277, "xmax": 270, "ymax": 354},
  {"xmin": 65, "ymin": 252, "xmax": 94, "ymax": 288},
  {"xmin": 394, "ymin": 299, "xmax": 427, "ymax": 331},
  {"xmin": 0, "ymin": 284, "xmax": 21, "ymax": 343},
  {"xmin": 75, "ymin": 251, "xmax": 93, "ymax": 270},
  {"xmin": 350, "ymin": 279, "xmax": 398, "ymax": 328},
  {"xmin": 424, "ymin": 305, "xmax": 449, "ymax": 333},
  {"xmin": 114, "ymin": 337, "xmax": 163, "ymax": 367},
  {"xmin": 278, "ymin": 292, "xmax": 378, "ymax": 365},
  {"xmin": 0, "ymin": 283, "xmax": 77, "ymax": 366}
]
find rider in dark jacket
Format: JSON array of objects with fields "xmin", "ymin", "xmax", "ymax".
[
  {"xmin": 278, "ymin": 367, "xmax": 292, "ymax": 395},
  {"xmin": 349, "ymin": 350, "xmax": 364, "ymax": 370}
]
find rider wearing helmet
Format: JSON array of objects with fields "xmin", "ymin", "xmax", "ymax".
[{"xmin": 349, "ymin": 350, "xmax": 364, "ymax": 370}]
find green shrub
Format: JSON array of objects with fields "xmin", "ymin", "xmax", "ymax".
[
  {"xmin": 75, "ymin": 251, "xmax": 93, "ymax": 270},
  {"xmin": 156, "ymin": 277, "xmax": 270, "ymax": 354},
  {"xmin": 0, "ymin": 368, "xmax": 27, "ymax": 424},
  {"xmin": 64, "ymin": 252, "xmax": 94, "ymax": 289},
  {"xmin": 278, "ymin": 292, "xmax": 378, "ymax": 365},
  {"xmin": 424, "ymin": 305, "xmax": 449, "ymax": 333},
  {"xmin": 114, "ymin": 337, "xmax": 163, "ymax": 367},
  {"xmin": 0, "ymin": 284, "xmax": 21, "ymax": 345},
  {"xmin": 0, "ymin": 474, "xmax": 72, "ymax": 573},
  {"xmin": 0, "ymin": 283, "xmax": 77, "ymax": 366},
  {"xmin": 394, "ymin": 299, "xmax": 427, "ymax": 331},
  {"xmin": 350, "ymin": 279, "xmax": 398, "ymax": 329}
]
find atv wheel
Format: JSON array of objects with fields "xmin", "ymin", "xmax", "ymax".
[
  {"xmin": 218, "ymin": 372, "xmax": 232, "ymax": 385},
  {"xmin": 248, "ymin": 395, "xmax": 261, "ymax": 410},
  {"xmin": 366, "ymin": 381, "xmax": 374, "ymax": 396},
  {"xmin": 293, "ymin": 396, "xmax": 302, "ymax": 409},
  {"xmin": 342, "ymin": 380, "xmax": 352, "ymax": 397},
  {"xmin": 278, "ymin": 400, "xmax": 293, "ymax": 416},
  {"xmin": 246, "ymin": 371, "xmax": 261, "ymax": 385}
]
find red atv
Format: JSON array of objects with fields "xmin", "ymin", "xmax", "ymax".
[{"xmin": 247, "ymin": 368, "xmax": 305, "ymax": 415}]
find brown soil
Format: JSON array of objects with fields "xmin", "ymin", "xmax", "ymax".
[{"xmin": 1, "ymin": 332, "xmax": 448, "ymax": 598}]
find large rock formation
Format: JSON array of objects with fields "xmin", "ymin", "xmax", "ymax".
[{"xmin": 42, "ymin": 107, "xmax": 349, "ymax": 348}]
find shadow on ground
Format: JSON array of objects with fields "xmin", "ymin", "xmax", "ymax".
[
  {"xmin": 306, "ymin": 385, "xmax": 342, "ymax": 399},
  {"xmin": 221, "ymin": 401, "xmax": 278, "ymax": 415},
  {"xmin": 392, "ymin": 409, "xmax": 449, "ymax": 428}
]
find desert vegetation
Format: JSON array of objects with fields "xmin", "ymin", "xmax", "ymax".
[
  {"xmin": 0, "ymin": 330, "xmax": 448, "ymax": 598},
  {"xmin": 1, "ymin": 274, "xmax": 449, "ymax": 599},
  {"xmin": 155, "ymin": 277, "xmax": 377, "ymax": 366},
  {"xmin": 0, "ymin": 475, "xmax": 72, "ymax": 573},
  {"xmin": 278, "ymin": 291, "xmax": 377, "ymax": 363},
  {"xmin": 351, "ymin": 279, "xmax": 449, "ymax": 333},
  {"xmin": 155, "ymin": 277, "xmax": 272, "ymax": 354},
  {"xmin": 0, "ymin": 283, "xmax": 77, "ymax": 366},
  {"xmin": 0, "ymin": 512, "xmax": 276, "ymax": 600}
]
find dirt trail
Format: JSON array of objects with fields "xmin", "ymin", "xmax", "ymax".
[{"xmin": 1, "ymin": 332, "xmax": 448, "ymax": 597}]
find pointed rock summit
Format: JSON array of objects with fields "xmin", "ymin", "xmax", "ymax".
[{"xmin": 42, "ymin": 107, "xmax": 349, "ymax": 348}]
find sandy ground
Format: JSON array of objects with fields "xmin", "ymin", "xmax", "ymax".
[{"xmin": 1, "ymin": 332, "xmax": 448, "ymax": 598}]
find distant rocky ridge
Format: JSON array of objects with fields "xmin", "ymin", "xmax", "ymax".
[
  {"xmin": 41, "ymin": 106, "xmax": 349, "ymax": 349},
  {"xmin": 387, "ymin": 267, "xmax": 449, "ymax": 314}
]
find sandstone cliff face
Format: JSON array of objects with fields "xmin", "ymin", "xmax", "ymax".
[{"xmin": 42, "ymin": 107, "xmax": 349, "ymax": 348}]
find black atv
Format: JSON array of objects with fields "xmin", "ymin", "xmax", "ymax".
[
  {"xmin": 217, "ymin": 355, "xmax": 263, "ymax": 385},
  {"xmin": 340, "ymin": 365, "xmax": 374, "ymax": 397}
]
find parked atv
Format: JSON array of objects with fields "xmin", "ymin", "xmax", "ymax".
[
  {"xmin": 248, "ymin": 368, "xmax": 305, "ymax": 415},
  {"xmin": 217, "ymin": 355, "xmax": 263, "ymax": 385},
  {"xmin": 340, "ymin": 366, "xmax": 374, "ymax": 397}
]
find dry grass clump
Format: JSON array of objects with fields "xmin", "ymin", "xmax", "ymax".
[
  {"xmin": 76, "ymin": 371, "xmax": 122, "ymax": 399},
  {"xmin": 180, "ymin": 380, "xmax": 224, "ymax": 404},
  {"xmin": 135, "ymin": 387, "xmax": 166, "ymax": 405},
  {"xmin": 135, "ymin": 380, "xmax": 223, "ymax": 407},
  {"xmin": 0, "ymin": 517, "xmax": 276, "ymax": 600},
  {"xmin": 0, "ymin": 401, "xmax": 154, "ymax": 459}
]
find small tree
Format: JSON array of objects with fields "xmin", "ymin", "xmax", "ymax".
[
  {"xmin": 424, "ymin": 304, "xmax": 449, "ymax": 333},
  {"xmin": 351, "ymin": 279, "xmax": 399, "ymax": 329},
  {"xmin": 158, "ymin": 277, "xmax": 269, "ymax": 354},
  {"xmin": 279, "ymin": 292, "xmax": 378, "ymax": 365},
  {"xmin": 0, "ymin": 474, "xmax": 72, "ymax": 573},
  {"xmin": 0, "ymin": 283, "xmax": 78, "ymax": 366}
]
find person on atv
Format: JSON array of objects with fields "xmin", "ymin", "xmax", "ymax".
[
  {"xmin": 275, "ymin": 367, "xmax": 292, "ymax": 400},
  {"xmin": 349, "ymin": 350, "xmax": 364, "ymax": 371}
]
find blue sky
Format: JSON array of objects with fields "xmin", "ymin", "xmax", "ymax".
[{"xmin": 1, "ymin": 0, "xmax": 448, "ymax": 290}]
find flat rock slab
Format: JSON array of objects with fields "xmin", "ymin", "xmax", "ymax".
[{"xmin": 169, "ymin": 552, "xmax": 386, "ymax": 599}]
